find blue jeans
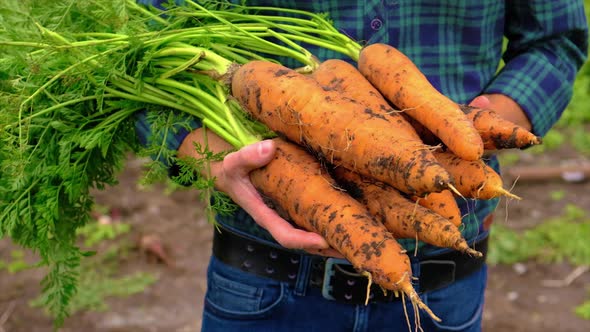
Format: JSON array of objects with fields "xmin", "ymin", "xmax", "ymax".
[{"xmin": 201, "ymin": 255, "xmax": 488, "ymax": 332}]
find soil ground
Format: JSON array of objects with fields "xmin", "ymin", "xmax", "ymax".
[{"xmin": 1, "ymin": 146, "xmax": 590, "ymax": 332}]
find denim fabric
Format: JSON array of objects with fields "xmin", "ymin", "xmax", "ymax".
[{"xmin": 201, "ymin": 256, "xmax": 487, "ymax": 332}]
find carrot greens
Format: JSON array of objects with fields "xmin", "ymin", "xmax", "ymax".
[{"xmin": 0, "ymin": 0, "xmax": 365, "ymax": 325}]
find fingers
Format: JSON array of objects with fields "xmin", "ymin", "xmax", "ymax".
[
  {"xmin": 240, "ymin": 197, "xmax": 330, "ymax": 250},
  {"xmin": 304, "ymin": 247, "xmax": 344, "ymax": 258},
  {"xmin": 222, "ymin": 139, "xmax": 276, "ymax": 177},
  {"xmin": 236, "ymin": 196, "xmax": 330, "ymax": 250},
  {"xmin": 218, "ymin": 139, "xmax": 331, "ymax": 251},
  {"xmin": 473, "ymin": 93, "xmax": 532, "ymax": 130},
  {"xmin": 265, "ymin": 221, "xmax": 330, "ymax": 250},
  {"xmin": 469, "ymin": 95, "xmax": 491, "ymax": 108}
]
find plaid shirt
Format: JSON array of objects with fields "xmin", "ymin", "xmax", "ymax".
[{"xmin": 137, "ymin": 0, "xmax": 588, "ymax": 255}]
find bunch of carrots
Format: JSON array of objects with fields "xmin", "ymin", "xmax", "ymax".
[
  {"xmin": 0, "ymin": 0, "xmax": 542, "ymax": 326},
  {"xmin": 236, "ymin": 47, "xmax": 540, "ymax": 322}
]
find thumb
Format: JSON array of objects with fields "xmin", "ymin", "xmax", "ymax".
[
  {"xmin": 469, "ymin": 95, "xmax": 491, "ymax": 109},
  {"xmin": 223, "ymin": 139, "xmax": 277, "ymax": 175}
]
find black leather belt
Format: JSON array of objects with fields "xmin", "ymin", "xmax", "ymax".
[{"xmin": 212, "ymin": 228, "xmax": 487, "ymax": 305}]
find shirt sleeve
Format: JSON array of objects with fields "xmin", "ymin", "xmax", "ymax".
[{"xmin": 484, "ymin": 0, "xmax": 588, "ymax": 137}]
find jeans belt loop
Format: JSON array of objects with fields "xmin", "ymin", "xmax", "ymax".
[
  {"xmin": 410, "ymin": 258, "xmax": 421, "ymax": 293},
  {"xmin": 419, "ymin": 259, "xmax": 457, "ymax": 292},
  {"xmin": 294, "ymin": 254, "xmax": 311, "ymax": 296}
]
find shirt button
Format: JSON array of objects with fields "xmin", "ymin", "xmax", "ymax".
[{"xmin": 370, "ymin": 18, "xmax": 383, "ymax": 31}]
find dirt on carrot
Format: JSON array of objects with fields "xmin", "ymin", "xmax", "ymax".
[
  {"xmin": 333, "ymin": 168, "xmax": 480, "ymax": 257},
  {"xmin": 310, "ymin": 58, "xmax": 421, "ymax": 141},
  {"xmin": 248, "ymin": 138, "xmax": 440, "ymax": 322},
  {"xmin": 459, "ymin": 104, "xmax": 542, "ymax": 151},
  {"xmin": 433, "ymin": 151, "xmax": 520, "ymax": 200},
  {"xmin": 357, "ymin": 43, "xmax": 484, "ymax": 161},
  {"xmin": 231, "ymin": 60, "xmax": 452, "ymax": 196},
  {"xmin": 401, "ymin": 113, "xmax": 443, "ymax": 147},
  {"xmin": 412, "ymin": 190, "xmax": 462, "ymax": 227}
]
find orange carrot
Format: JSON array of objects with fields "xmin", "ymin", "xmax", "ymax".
[
  {"xmin": 333, "ymin": 168, "xmax": 480, "ymax": 257},
  {"xmin": 232, "ymin": 60, "xmax": 452, "ymax": 196},
  {"xmin": 433, "ymin": 151, "xmax": 521, "ymax": 200},
  {"xmin": 249, "ymin": 138, "xmax": 439, "ymax": 320},
  {"xmin": 357, "ymin": 43, "xmax": 484, "ymax": 161},
  {"xmin": 310, "ymin": 59, "xmax": 421, "ymax": 141},
  {"xmin": 401, "ymin": 113, "xmax": 442, "ymax": 147},
  {"xmin": 412, "ymin": 190, "xmax": 462, "ymax": 227},
  {"xmin": 459, "ymin": 104, "xmax": 542, "ymax": 150}
]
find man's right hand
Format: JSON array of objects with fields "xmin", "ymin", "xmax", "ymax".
[{"xmin": 178, "ymin": 129, "xmax": 339, "ymax": 256}]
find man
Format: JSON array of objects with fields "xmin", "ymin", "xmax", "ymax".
[{"xmin": 138, "ymin": 1, "xmax": 588, "ymax": 331}]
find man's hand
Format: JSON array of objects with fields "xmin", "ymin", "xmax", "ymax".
[
  {"xmin": 211, "ymin": 139, "xmax": 333, "ymax": 252},
  {"xmin": 179, "ymin": 130, "xmax": 339, "ymax": 256},
  {"xmin": 469, "ymin": 94, "xmax": 532, "ymax": 131}
]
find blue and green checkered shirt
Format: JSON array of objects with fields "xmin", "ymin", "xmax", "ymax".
[{"xmin": 137, "ymin": 0, "xmax": 588, "ymax": 256}]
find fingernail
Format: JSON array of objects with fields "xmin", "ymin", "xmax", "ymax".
[
  {"xmin": 257, "ymin": 140, "xmax": 273, "ymax": 156},
  {"xmin": 478, "ymin": 95, "xmax": 490, "ymax": 104},
  {"xmin": 316, "ymin": 238, "xmax": 330, "ymax": 249}
]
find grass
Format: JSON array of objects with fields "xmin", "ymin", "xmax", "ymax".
[
  {"xmin": 76, "ymin": 217, "xmax": 132, "ymax": 247},
  {"xmin": 536, "ymin": 57, "xmax": 590, "ymax": 156},
  {"xmin": 488, "ymin": 203, "xmax": 590, "ymax": 319},
  {"xmin": 0, "ymin": 207, "xmax": 159, "ymax": 317},
  {"xmin": 577, "ymin": 295, "xmax": 590, "ymax": 320},
  {"xmin": 0, "ymin": 249, "xmax": 34, "ymax": 274},
  {"xmin": 58, "ymin": 215, "xmax": 159, "ymax": 315},
  {"xmin": 550, "ymin": 190, "xmax": 566, "ymax": 201},
  {"xmin": 489, "ymin": 204, "xmax": 590, "ymax": 265},
  {"xmin": 35, "ymin": 269, "xmax": 158, "ymax": 314}
]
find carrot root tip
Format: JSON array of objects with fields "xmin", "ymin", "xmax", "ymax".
[
  {"xmin": 455, "ymin": 240, "xmax": 483, "ymax": 257},
  {"xmin": 398, "ymin": 279, "xmax": 440, "ymax": 321},
  {"xmin": 362, "ymin": 271, "xmax": 373, "ymax": 306},
  {"xmin": 403, "ymin": 285, "xmax": 441, "ymax": 322},
  {"xmin": 465, "ymin": 247, "xmax": 483, "ymax": 258},
  {"xmin": 417, "ymin": 299, "xmax": 442, "ymax": 322},
  {"xmin": 499, "ymin": 188, "xmax": 521, "ymax": 200},
  {"xmin": 447, "ymin": 183, "xmax": 463, "ymax": 198}
]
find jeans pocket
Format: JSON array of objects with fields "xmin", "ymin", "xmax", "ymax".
[
  {"xmin": 205, "ymin": 269, "xmax": 286, "ymax": 320},
  {"xmin": 422, "ymin": 265, "xmax": 487, "ymax": 331}
]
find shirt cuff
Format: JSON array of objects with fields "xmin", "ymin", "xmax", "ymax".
[{"xmin": 483, "ymin": 52, "xmax": 576, "ymax": 137}]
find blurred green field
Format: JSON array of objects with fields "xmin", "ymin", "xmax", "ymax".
[{"xmin": 487, "ymin": 2, "xmax": 590, "ymax": 320}]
